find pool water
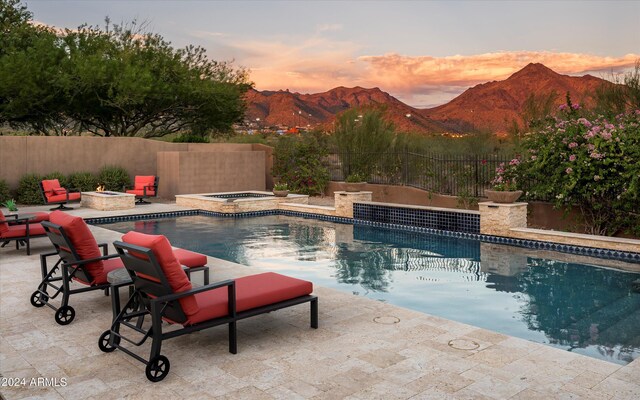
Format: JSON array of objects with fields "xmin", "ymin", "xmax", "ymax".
[{"xmin": 103, "ymin": 215, "xmax": 640, "ymax": 365}]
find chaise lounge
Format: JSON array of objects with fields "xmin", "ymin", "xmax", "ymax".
[
  {"xmin": 32, "ymin": 211, "xmax": 210, "ymax": 325},
  {"xmin": 100, "ymin": 232, "xmax": 318, "ymax": 382},
  {"xmin": 0, "ymin": 210, "xmax": 48, "ymax": 255}
]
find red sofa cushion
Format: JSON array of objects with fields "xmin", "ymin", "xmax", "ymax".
[
  {"xmin": 31, "ymin": 212, "xmax": 50, "ymax": 223},
  {"xmin": 133, "ymin": 176, "xmax": 156, "ymax": 195},
  {"xmin": 173, "ymin": 248, "xmax": 207, "ymax": 268},
  {"xmin": 125, "ymin": 189, "xmax": 148, "ymax": 197},
  {"xmin": 186, "ymin": 272, "xmax": 313, "ymax": 325},
  {"xmin": 1, "ymin": 223, "xmax": 46, "ymax": 238},
  {"xmin": 47, "ymin": 192, "xmax": 81, "ymax": 203},
  {"xmin": 0, "ymin": 211, "xmax": 48, "ymax": 236},
  {"xmin": 74, "ymin": 258, "xmax": 124, "ymax": 285},
  {"xmin": 49, "ymin": 211, "xmax": 103, "ymax": 284},
  {"xmin": 121, "ymin": 232, "xmax": 198, "ymax": 316}
]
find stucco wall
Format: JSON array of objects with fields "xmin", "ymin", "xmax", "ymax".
[
  {"xmin": 157, "ymin": 151, "xmax": 265, "ymax": 198},
  {"xmin": 0, "ymin": 136, "xmax": 266, "ymax": 199}
]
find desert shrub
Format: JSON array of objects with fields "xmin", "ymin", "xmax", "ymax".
[
  {"xmin": 16, "ymin": 173, "xmax": 44, "ymax": 204},
  {"xmin": 272, "ymin": 132, "xmax": 330, "ymax": 195},
  {"xmin": 333, "ymin": 107, "xmax": 401, "ymax": 179},
  {"xmin": 98, "ymin": 166, "xmax": 130, "ymax": 191},
  {"xmin": 172, "ymin": 134, "xmax": 210, "ymax": 143},
  {"xmin": 43, "ymin": 171, "xmax": 68, "ymax": 188},
  {"xmin": 516, "ymin": 110, "xmax": 640, "ymax": 236},
  {"xmin": 68, "ymin": 172, "xmax": 98, "ymax": 192},
  {"xmin": 0, "ymin": 179, "xmax": 11, "ymax": 204}
]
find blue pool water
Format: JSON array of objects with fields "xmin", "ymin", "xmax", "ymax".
[{"xmin": 102, "ymin": 215, "xmax": 640, "ymax": 365}]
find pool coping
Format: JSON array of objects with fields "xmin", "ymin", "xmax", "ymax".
[{"xmin": 86, "ymin": 209, "xmax": 640, "ymax": 265}]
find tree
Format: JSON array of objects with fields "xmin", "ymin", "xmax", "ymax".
[
  {"xmin": 0, "ymin": 0, "xmax": 72, "ymax": 135},
  {"xmin": 332, "ymin": 107, "xmax": 404, "ymax": 180},
  {"xmin": 0, "ymin": 1, "xmax": 251, "ymax": 137},
  {"xmin": 594, "ymin": 61, "xmax": 640, "ymax": 117}
]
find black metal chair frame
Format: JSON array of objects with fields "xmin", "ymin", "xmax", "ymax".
[
  {"xmin": 31, "ymin": 221, "xmax": 117, "ymax": 325},
  {"xmin": 0, "ymin": 214, "xmax": 46, "ymax": 255},
  {"xmin": 123, "ymin": 176, "xmax": 159, "ymax": 204},
  {"xmin": 100, "ymin": 241, "xmax": 318, "ymax": 382},
  {"xmin": 39, "ymin": 182, "xmax": 81, "ymax": 211}
]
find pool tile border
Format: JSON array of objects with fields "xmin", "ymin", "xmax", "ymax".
[{"xmin": 87, "ymin": 209, "xmax": 640, "ymax": 264}]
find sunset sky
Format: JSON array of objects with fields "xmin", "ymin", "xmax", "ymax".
[{"xmin": 26, "ymin": 0, "xmax": 640, "ymax": 107}]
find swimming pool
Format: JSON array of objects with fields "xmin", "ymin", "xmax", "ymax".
[{"xmin": 102, "ymin": 214, "xmax": 640, "ymax": 365}]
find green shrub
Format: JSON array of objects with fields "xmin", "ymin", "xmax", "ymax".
[
  {"xmin": 68, "ymin": 172, "xmax": 98, "ymax": 192},
  {"xmin": 273, "ymin": 132, "xmax": 330, "ymax": 195},
  {"xmin": 16, "ymin": 173, "xmax": 44, "ymax": 205},
  {"xmin": 43, "ymin": 171, "xmax": 68, "ymax": 188},
  {"xmin": 516, "ymin": 110, "xmax": 640, "ymax": 236},
  {"xmin": 172, "ymin": 134, "xmax": 209, "ymax": 143},
  {"xmin": 0, "ymin": 179, "xmax": 11, "ymax": 204},
  {"xmin": 2, "ymin": 199, "xmax": 18, "ymax": 211},
  {"xmin": 345, "ymin": 173, "xmax": 366, "ymax": 183},
  {"xmin": 98, "ymin": 166, "xmax": 131, "ymax": 191}
]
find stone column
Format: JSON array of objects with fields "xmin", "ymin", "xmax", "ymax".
[
  {"xmin": 334, "ymin": 191, "xmax": 372, "ymax": 218},
  {"xmin": 479, "ymin": 201, "xmax": 527, "ymax": 236}
]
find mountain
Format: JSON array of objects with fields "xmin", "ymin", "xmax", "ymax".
[
  {"xmin": 244, "ymin": 63, "xmax": 608, "ymax": 134},
  {"xmin": 420, "ymin": 63, "xmax": 606, "ymax": 134},
  {"xmin": 244, "ymin": 86, "xmax": 446, "ymax": 133}
]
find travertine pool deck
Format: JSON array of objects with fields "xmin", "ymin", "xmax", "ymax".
[{"xmin": 1, "ymin": 204, "xmax": 639, "ymax": 399}]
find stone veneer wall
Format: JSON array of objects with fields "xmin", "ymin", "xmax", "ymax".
[
  {"xmin": 479, "ymin": 201, "xmax": 640, "ymax": 254},
  {"xmin": 478, "ymin": 202, "xmax": 527, "ymax": 236}
]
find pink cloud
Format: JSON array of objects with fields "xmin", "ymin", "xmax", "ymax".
[{"xmin": 246, "ymin": 47, "xmax": 638, "ymax": 106}]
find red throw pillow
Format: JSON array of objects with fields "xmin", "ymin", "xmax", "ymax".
[
  {"xmin": 53, "ymin": 188, "xmax": 68, "ymax": 195},
  {"xmin": 121, "ymin": 231, "xmax": 198, "ymax": 316},
  {"xmin": 41, "ymin": 179, "xmax": 61, "ymax": 196},
  {"xmin": 49, "ymin": 211, "xmax": 103, "ymax": 283}
]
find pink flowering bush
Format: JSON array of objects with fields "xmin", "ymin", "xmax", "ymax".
[
  {"xmin": 516, "ymin": 110, "xmax": 640, "ymax": 235},
  {"xmin": 491, "ymin": 158, "xmax": 520, "ymax": 191}
]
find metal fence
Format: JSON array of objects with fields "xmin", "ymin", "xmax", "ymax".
[{"xmin": 324, "ymin": 151, "xmax": 513, "ymax": 197}]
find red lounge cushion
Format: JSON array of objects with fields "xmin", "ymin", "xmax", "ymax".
[
  {"xmin": 0, "ymin": 210, "xmax": 8, "ymax": 234},
  {"xmin": 133, "ymin": 176, "xmax": 156, "ymax": 195},
  {"xmin": 186, "ymin": 272, "xmax": 313, "ymax": 325},
  {"xmin": 173, "ymin": 248, "xmax": 207, "ymax": 268},
  {"xmin": 31, "ymin": 212, "xmax": 50, "ymax": 223},
  {"xmin": 1, "ymin": 223, "xmax": 46, "ymax": 238},
  {"xmin": 0, "ymin": 211, "xmax": 48, "ymax": 234},
  {"xmin": 121, "ymin": 232, "xmax": 198, "ymax": 316},
  {"xmin": 47, "ymin": 192, "xmax": 81, "ymax": 203},
  {"xmin": 49, "ymin": 211, "xmax": 103, "ymax": 283},
  {"xmin": 77, "ymin": 258, "xmax": 123, "ymax": 285},
  {"xmin": 42, "ymin": 179, "xmax": 61, "ymax": 196}
]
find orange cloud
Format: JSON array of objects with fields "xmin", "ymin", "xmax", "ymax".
[
  {"xmin": 244, "ymin": 45, "xmax": 638, "ymax": 106},
  {"xmin": 360, "ymin": 51, "xmax": 639, "ymax": 89}
]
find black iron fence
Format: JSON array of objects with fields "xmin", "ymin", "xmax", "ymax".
[{"xmin": 324, "ymin": 151, "xmax": 513, "ymax": 198}]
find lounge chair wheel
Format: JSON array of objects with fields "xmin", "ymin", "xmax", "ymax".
[
  {"xmin": 145, "ymin": 355, "xmax": 170, "ymax": 382},
  {"xmin": 30, "ymin": 291, "xmax": 48, "ymax": 308},
  {"xmin": 98, "ymin": 330, "xmax": 120, "ymax": 353},
  {"xmin": 54, "ymin": 305, "xmax": 75, "ymax": 325}
]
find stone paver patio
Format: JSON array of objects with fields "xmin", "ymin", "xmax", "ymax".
[{"xmin": 1, "ymin": 204, "xmax": 639, "ymax": 399}]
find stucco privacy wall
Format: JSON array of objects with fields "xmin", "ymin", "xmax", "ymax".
[
  {"xmin": 157, "ymin": 151, "xmax": 265, "ymax": 197},
  {"xmin": 0, "ymin": 136, "xmax": 267, "ymax": 198}
]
